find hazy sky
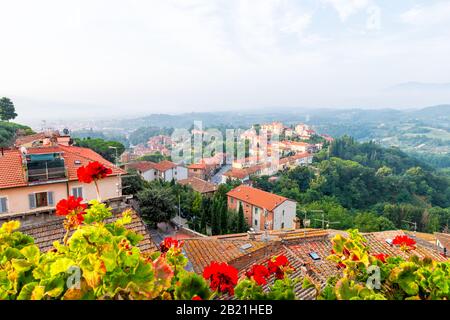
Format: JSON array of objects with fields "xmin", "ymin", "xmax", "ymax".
[{"xmin": 1, "ymin": 0, "xmax": 450, "ymax": 123}]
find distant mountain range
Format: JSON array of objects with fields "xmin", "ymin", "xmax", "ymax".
[
  {"xmin": 95, "ymin": 104, "xmax": 450, "ymax": 131},
  {"xmin": 388, "ymin": 82, "xmax": 450, "ymax": 92}
]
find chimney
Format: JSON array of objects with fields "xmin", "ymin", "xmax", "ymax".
[
  {"xmin": 247, "ymin": 228, "xmax": 256, "ymax": 240},
  {"xmin": 56, "ymin": 136, "xmax": 71, "ymax": 146}
]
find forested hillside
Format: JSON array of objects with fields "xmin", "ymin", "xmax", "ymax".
[
  {"xmin": 0, "ymin": 121, "xmax": 34, "ymax": 148},
  {"xmin": 253, "ymin": 136, "xmax": 450, "ymax": 233}
]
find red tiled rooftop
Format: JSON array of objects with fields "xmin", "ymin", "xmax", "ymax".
[
  {"xmin": 58, "ymin": 144, "xmax": 126, "ymax": 180},
  {"xmin": 0, "ymin": 149, "xmax": 27, "ymax": 189},
  {"xmin": 0, "ymin": 144, "xmax": 125, "ymax": 189},
  {"xmin": 126, "ymin": 161, "xmax": 157, "ymax": 172},
  {"xmin": 152, "ymin": 160, "xmax": 177, "ymax": 172},
  {"xmin": 183, "ymin": 238, "xmax": 270, "ymax": 273},
  {"xmin": 188, "ymin": 163, "xmax": 207, "ymax": 170},
  {"xmin": 178, "ymin": 177, "xmax": 217, "ymax": 194},
  {"xmin": 14, "ymin": 132, "xmax": 47, "ymax": 146},
  {"xmin": 223, "ymin": 168, "xmax": 249, "ymax": 179},
  {"xmin": 435, "ymin": 232, "xmax": 450, "ymax": 250},
  {"xmin": 227, "ymin": 185, "xmax": 291, "ymax": 211},
  {"xmin": 19, "ymin": 210, "xmax": 157, "ymax": 254}
]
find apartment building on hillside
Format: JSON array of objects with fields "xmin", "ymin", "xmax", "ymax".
[
  {"xmin": 0, "ymin": 139, "xmax": 125, "ymax": 218},
  {"xmin": 227, "ymin": 185, "xmax": 297, "ymax": 231}
]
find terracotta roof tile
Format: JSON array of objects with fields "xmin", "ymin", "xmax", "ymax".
[
  {"xmin": 0, "ymin": 149, "xmax": 27, "ymax": 189},
  {"xmin": 14, "ymin": 133, "xmax": 47, "ymax": 146},
  {"xmin": 152, "ymin": 160, "xmax": 177, "ymax": 172},
  {"xmin": 177, "ymin": 177, "xmax": 217, "ymax": 194},
  {"xmin": 19, "ymin": 211, "xmax": 157, "ymax": 254},
  {"xmin": 126, "ymin": 161, "xmax": 157, "ymax": 172},
  {"xmin": 188, "ymin": 163, "xmax": 207, "ymax": 170},
  {"xmin": 0, "ymin": 144, "xmax": 125, "ymax": 189},
  {"xmin": 185, "ymin": 229, "xmax": 447, "ymax": 300},
  {"xmin": 58, "ymin": 144, "xmax": 126, "ymax": 179},
  {"xmin": 227, "ymin": 185, "xmax": 291, "ymax": 211},
  {"xmin": 183, "ymin": 238, "xmax": 269, "ymax": 273}
]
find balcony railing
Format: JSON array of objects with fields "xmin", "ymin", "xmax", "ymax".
[
  {"xmin": 27, "ymin": 167, "xmax": 67, "ymax": 183},
  {"xmin": 26, "ymin": 157, "xmax": 67, "ymax": 183}
]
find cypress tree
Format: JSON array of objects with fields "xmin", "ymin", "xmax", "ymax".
[
  {"xmin": 237, "ymin": 205, "xmax": 246, "ymax": 233},
  {"xmin": 220, "ymin": 200, "xmax": 228, "ymax": 234}
]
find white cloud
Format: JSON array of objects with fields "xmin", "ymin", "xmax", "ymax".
[
  {"xmin": 0, "ymin": 0, "xmax": 449, "ymax": 120},
  {"xmin": 366, "ymin": 5, "xmax": 381, "ymax": 31},
  {"xmin": 323, "ymin": 0, "xmax": 370, "ymax": 21},
  {"xmin": 400, "ymin": 2, "xmax": 450, "ymax": 26}
]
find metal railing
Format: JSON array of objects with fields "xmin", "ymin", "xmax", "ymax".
[{"xmin": 27, "ymin": 167, "xmax": 67, "ymax": 183}]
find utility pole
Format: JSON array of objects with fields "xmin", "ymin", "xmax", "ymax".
[
  {"xmin": 307, "ymin": 209, "xmax": 325, "ymax": 228},
  {"xmin": 299, "ymin": 208, "xmax": 311, "ymax": 238},
  {"xmin": 312, "ymin": 210, "xmax": 339, "ymax": 229}
]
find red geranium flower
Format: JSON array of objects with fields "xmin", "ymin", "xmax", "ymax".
[
  {"xmin": 160, "ymin": 237, "xmax": 184, "ymax": 253},
  {"xmin": 373, "ymin": 253, "xmax": 389, "ymax": 263},
  {"xmin": 268, "ymin": 255, "xmax": 293, "ymax": 279},
  {"xmin": 56, "ymin": 196, "xmax": 87, "ymax": 216},
  {"xmin": 342, "ymin": 247, "xmax": 351, "ymax": 257},
  {"xmin": 192, "ymin": 295, "xmax": 202, "ymax": 300},
  {"xmin": 56, "ymin": 196, "xmax": 87, "ymax": 232},
  {"xmin": 245, "ymin": 264, "xmax": 270, "ymax": 286},
  {"xmin": 392, "ymin": 235, "xmax": 416, "ymax": 251},
  {"xmin": 203, "ymin": 262, "xmax": 238, "ymax": 296},
  {"xmin": 77, "ymin": 161, "xmax": 112, "ymax": 183}
]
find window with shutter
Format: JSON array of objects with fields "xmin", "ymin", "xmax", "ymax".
[
  {"xmin": 29, "ymin": 194, "xmax": 36, "ymax": 209},
  {"xmin": 0, "ymin": 197, "xmax": 8, "ymax": 213},
  {"xmin": 72, "ymin": 187, "xmax": 83, "ymax": 199},
  {"xmin": 47, "ymin": 192, "xmax": 54, "ymax": 206}
]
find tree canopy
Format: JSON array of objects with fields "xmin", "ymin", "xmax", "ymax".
[
  {"xmin": 74, "ymin": 137, "xmax": 125, "ymax": 163},
  {"xmin": 0, "ymin": 97, "xmax": 17, "ymax": 121}
]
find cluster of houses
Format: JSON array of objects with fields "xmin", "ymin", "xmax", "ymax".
[
  {"xmin": 119, "ymin": 121, "xmax": 328, "ymax": 231},
  {"xmin": 0, "ymin": 121, "xmax": 322, "ymax": 234},
  {"xmin": 120, "ymin": 134, "xmax": 173, "ymax": 163},
  {"xmin": 1, "ymin": 129, "xmax": 449, "ymax": 300},
  {"xmin": 0, "ymin": 130, "xmax": 125, "ymax": 224}
]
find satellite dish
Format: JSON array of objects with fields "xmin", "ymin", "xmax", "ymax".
[
  {"xmin": 20, "ymin": 146, "xmax": 27, "ymax": 155},
  {"xmin": 62, "ymin": 128, "xmax": 70, "ymax": 135},
  {"xmin": 303, "ymin": 219, "xmax": 311, "ymax": 228}
]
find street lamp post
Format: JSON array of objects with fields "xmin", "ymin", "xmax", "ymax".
[{"xmin": 108, "ymin": 146, "xmax": 119, "ymax": 166}]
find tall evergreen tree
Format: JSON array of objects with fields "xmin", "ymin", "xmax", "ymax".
[
  {"xmin": 200, "ymin": 197, "xmax": 210, "ymax": 234},
  {"xmin": 0, "ymin": 97, "xmax": 17, "ymax": 121},
  {"xmin": 220, "ymin": 201, "xmax": 228, "ymax": 234},
  {"xmin": 211, "ymin": 199, "xmax": 220, "ymax": 235},
  {"xmin": 237, "ymin": 205, "xmax": 246, "ymax": 233}
]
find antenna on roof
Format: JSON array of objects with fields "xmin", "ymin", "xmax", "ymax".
[{"xmin": 402, "ymin": 220, "xmax": 417, "ymax": 237}]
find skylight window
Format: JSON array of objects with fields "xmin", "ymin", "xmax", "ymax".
[
  {"xmin": 309, "ymin": 252, "xmax": 320, "ymax": 260},
  {"xmin": 240, "ymin": 243, "xmax": 253, "ymax": 251},
  {"xmin": 74, "ymin": 160, "xmax": 81, "ymax": 165},
  {"xmin": 386, "ymin": 239, "xmax": 393, "ymax": 245}
]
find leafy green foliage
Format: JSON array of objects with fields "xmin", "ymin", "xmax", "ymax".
[
  {"xmin": 252, "ymin": 136, "xmax": 450, "ymax": 233},
  {"xmin": 74, "ymin": 138, "xmax": 125, "ymax": 163},
  {"xmin": 0, "ymin": 121, "xmax": 34, "ymax": 148},
  {"xmin": 138, "ymin": 152, "xmax": 171, "ymax": 163},
  {"xmin": 0, "ymin": 97, "xmax": 17, "ymax": 121},
  {"xmin": 137, "ymin": 182, "xmax": 177, "ymax": 227}
]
